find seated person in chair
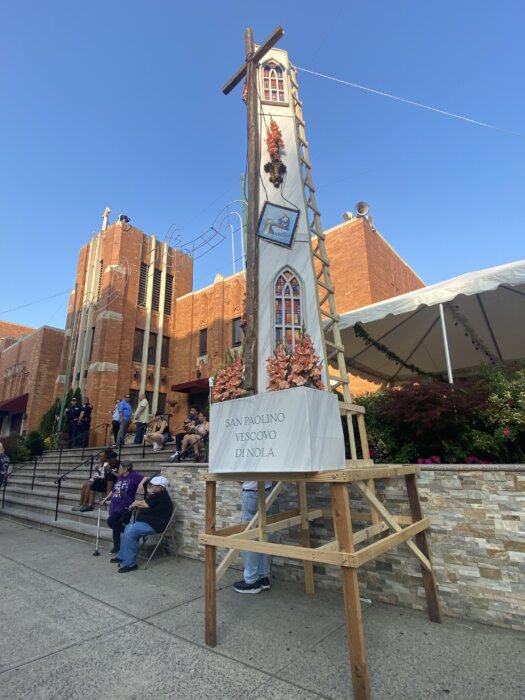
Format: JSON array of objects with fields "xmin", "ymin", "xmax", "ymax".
[
  {"xmin": 170, "ymin": 411, "xmax": 209, "ymax": 463},
  {"xmin": 113, "ymin": 475, "xmax": 174, "ymax": 573}
]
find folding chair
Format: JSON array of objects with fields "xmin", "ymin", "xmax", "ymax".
[{"xmin": 140, "ymin": 507, "xmax": 177, "ymax": 570}]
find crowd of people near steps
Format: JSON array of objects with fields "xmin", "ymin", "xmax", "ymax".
[
  {"xmin": 68, "ymin": 399, "xmax": 274, "ymax": 592},
  {"xmin": 65, "ymin": 392, "xmax": 210, "ymax": 460},
  {"xmin": 72, "ymin": 450, "xmax": 276, "ymax": 589}
]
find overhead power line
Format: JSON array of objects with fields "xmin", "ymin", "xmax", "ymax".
[
  {"xmin": 295, "ymin": 66, "xmax": 524, "ymax": 138},
  {"xmin": 0, "ymin": 289, "xmax": 71, "ymax": 316}
]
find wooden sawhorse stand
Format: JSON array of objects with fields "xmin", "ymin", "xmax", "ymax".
[{"xmin": 199, "ymin": 464, "xmax": 442, "ymax": 700}]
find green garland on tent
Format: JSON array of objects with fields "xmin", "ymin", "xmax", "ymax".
[{"xmin": 354, "ymin": 323, "xmax": 443, "ymax": 381}]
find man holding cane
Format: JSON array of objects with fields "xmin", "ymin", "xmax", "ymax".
[{"xmin": 112, "ymin": 475, "xmax": 173, "ymax": 573}]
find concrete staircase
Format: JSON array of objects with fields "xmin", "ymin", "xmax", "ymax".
[{"xmin": 0, "ymin": 445, "xmax": 179, "ymax": 545}]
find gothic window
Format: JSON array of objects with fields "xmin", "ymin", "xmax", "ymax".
[
  {"xmin": 274, "ymin": 269, "xmax": 302, "ymax": 351},
  {"xmin": 262, "ymin": 61, "xmax": 287, "ymax": 104}
]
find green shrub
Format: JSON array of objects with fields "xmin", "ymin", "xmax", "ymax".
[
  {"xmin": 356, "ymin": 363, "xmax": 525, "ymax": 464},
  {"xmin": 25, "ymin": 431, "xmax": 44, "ymax": 457},
  {"xmin": 1, "ymin": 435, "xmax": 30, "ymax": 464},
  {"xmin": 39, "ymin": 399, "xmax": 60, "ymax": 438},
  {"xmin": 43, "ymin": 436, "xmax": 56, "ymax": 451}
]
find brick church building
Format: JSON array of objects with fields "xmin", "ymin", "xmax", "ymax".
[{"xmin": 55, "ymin": 211, "xmax": 423, "ymax": 445}]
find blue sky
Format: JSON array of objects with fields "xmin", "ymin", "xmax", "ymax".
[{"xmin": 1, "ymin": 1, "xmax": 523, "ymax": 329}]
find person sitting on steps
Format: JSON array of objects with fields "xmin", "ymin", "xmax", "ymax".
[
  {"xmin": 170, "ymin": 411, "xmax": 209, "ymax": 463},
  {"xmin": 143, "ymin": 412, "xmax": 169, "ymax": 452},
  {"xmin": 72, "ymin": 449, "xmax": 120, "ymax": 512},
  {"xmin": 173, "ymin": 406, "xmax": 200, "ymax": 454}
]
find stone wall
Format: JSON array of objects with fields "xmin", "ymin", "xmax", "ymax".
[{"xmin": 162, "ymin": 465, "xmax": 525, "ymax": 631}]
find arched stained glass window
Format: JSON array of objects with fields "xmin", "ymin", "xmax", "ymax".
[
  {"xmin": 274, "ymin": 269, "xmax": 302, "ymax": 350},
  {"xmin": 262, "ymin": 61, "xmax": 287, "ymax": 103}
]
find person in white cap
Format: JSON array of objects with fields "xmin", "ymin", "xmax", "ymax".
[{"xmin": 113, "ymin": 475, "xmax": 173, "ymax": 573}]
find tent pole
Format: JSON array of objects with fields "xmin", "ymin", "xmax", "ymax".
[{"xmin": 439, "ymin": 303, "xmax": 454, "ymax": 384}]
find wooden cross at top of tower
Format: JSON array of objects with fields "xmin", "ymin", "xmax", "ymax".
[{"xmin": 222, "ymin": 26, "xmax": 285, "ymax": 395}]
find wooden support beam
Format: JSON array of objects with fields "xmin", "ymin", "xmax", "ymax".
[
  {"xmin": 224, "ymin": 508, "xmax": 323, "ymax": 540},
  {"xmin": 405, "ymin": 473, "xmax": 443, "ymax": 623},
  {"xmin": 298, "ymin": 481, "xmax": 315, "ymax": 594},
  {"xmin": 317, "ymin": 522, "xmax": 390, "ymax": 553},
  {"xmin": 204, "ymin": 481, "xmax": 217, "ymax": 647},
  {"xmin": 201, "ymin": 464, "xmax": 419, "ymax": 484},
  {"xmin": 216, "ymin": 507, "xmax": 300, "ymax": 537},
  {"xmin": 354, "ymin": 480, "xmax": 431, "ymax": 571},
  {"xmin": 338, "ymin": 401, "xmax": 366, "ymax": 414},
  {"xmin": 353, "ymin": 520, "xmax": 390, "ymax": 544},
  {"xmin": 353, "ymin": 519, "xmax": 430, "ymax": 567},
  {"xmin": 199, "ymin": 533, "xmax": 357, "ymax": 567},
  {"xmin": 331, "ymin": 482, "xmax": 370, "ymax": 700}
]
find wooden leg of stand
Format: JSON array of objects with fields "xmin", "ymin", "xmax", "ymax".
[
  {"xmin": 297, "ymin": 481, "xmax": 314, "ymax": 595},
  {"xmin": 205, "ymin": 480, "xmax": 217, "ymax": 646},
  {"xmin": 405, "ymin": 474, "xmax": 442, "ymax": 624},
  {"xmin": 331, "ymin": 483, "xmax": 370, "ymax": 700}
]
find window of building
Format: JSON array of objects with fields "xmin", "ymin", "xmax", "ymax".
[
  {"xmin": 274, "ymin": 269, "xmax": 302, "ymax": 351},
  {"xmin": 137, "ymin": 266, "xmax": 172, "ymax": 315},
  {"xmin": 147, "ymin": 332, "xmax": 157, "ymax": 365},
  {"xmin": 232, "ymin": 317, "xmax": 242, "ymax": 347},
  {"xmin": 138, "ymin": 263, "xmax": 148, "ymax": 307},
  {"xmin": 199, "ymin": 328, "xmax": 208, "ymax": 356},
  {"xmin": 129, "ymin": 389, "xmax": 139, "ymax": 411},
  {"xmin": 97, "ymin": 260, "xmax": 103, "ymax": 300},
  {"xmin": 164, "ymin": 273, "xmax": 173, "ymax": 315},
  {"xmin": 157, "ymin": 392, "xmax": 166, "ymax": 414},
  {"xmin": 161, "ymin": 336, "xmax": 170, "ymax": 367},
  {"xmin": 133, "ymin": 329, "xmax": 144, "ymax": 362},
  {"xmin": 262, "ymin": 61, "xmax": 286, "ymax": 103},
  {"xmin": 152, "ymin": 268, "xmax": 161, "ymax": 312},
  {"xmin": 88, "ymin": 326, "xmax": 96, "ymax": 361}
]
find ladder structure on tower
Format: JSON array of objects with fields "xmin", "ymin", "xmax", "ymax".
[{"xmin": 290, "ymin": 64, "xmax": 369, "ymax": 463}]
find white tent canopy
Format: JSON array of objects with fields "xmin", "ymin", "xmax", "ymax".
[{"xmin": 333, "ymin": 259, "xmax": 525, "ymax": 384}]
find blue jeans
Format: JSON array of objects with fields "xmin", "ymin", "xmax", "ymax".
[
  {"xmin": 119, "ymin": 521, "xmax": 156, "ymax": 567},
  {"xmin": 117, "ymin": 419, "xmax": 130, "ymax": 445},
  {"xmin": 241, "ymin": 489, "xmax": 277, "ymax": 584},
  {"xmin": 134, "ymin": 422, "xmax": 147, "ymax": 444}
]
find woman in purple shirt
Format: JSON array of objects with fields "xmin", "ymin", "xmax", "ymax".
[{"xmin": 101, "ymin": 461, "xmax": 143, "ymax": 553}]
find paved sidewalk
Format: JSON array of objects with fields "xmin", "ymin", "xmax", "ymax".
[{"xmin": 0, "ymin": 516, "xmax": 523, "ymax": 700}]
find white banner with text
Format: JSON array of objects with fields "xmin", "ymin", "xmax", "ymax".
[{"xmin": 209, "ymin": 387, "xmax": 345, "ymax": 473}]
